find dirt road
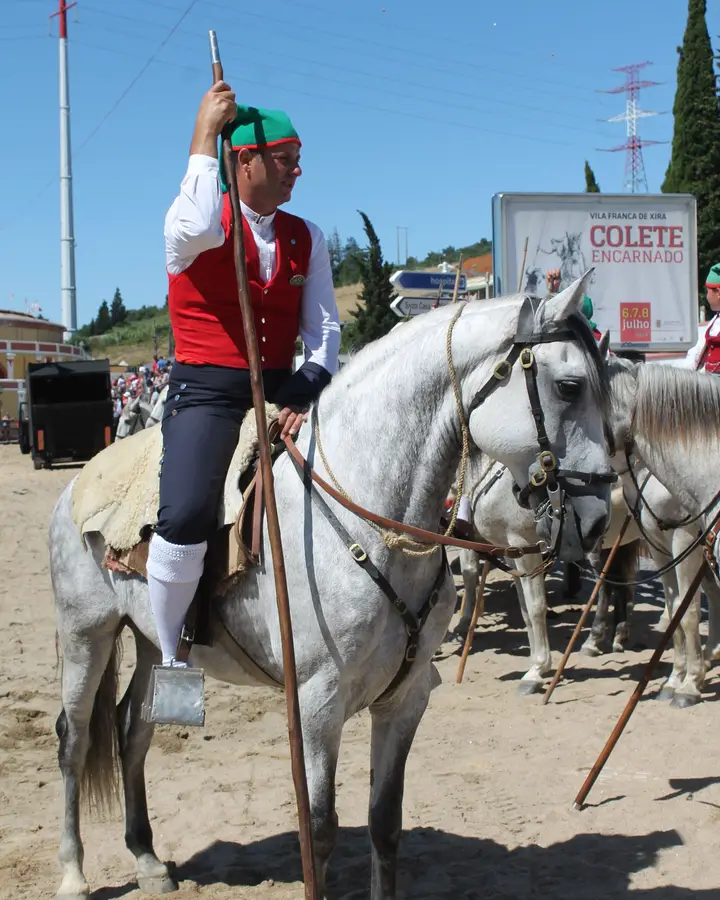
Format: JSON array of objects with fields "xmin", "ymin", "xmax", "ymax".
[{"xmin": 1, "ymin": 444, "xmax": 719, "ymax": 899}]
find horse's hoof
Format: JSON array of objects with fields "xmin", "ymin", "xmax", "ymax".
[
  {"xmin": 137, "ymin": 875, "xmax": 178, "ymax": 895},
  {"xmin": 57, "ymin": 872, "xmax": 89, "ymax": 900},
  {"xmin": 517, "ymin": 680, "xmax": 544, "ymax": 696},
  {"xmin": 671, "ymin": 693, "xmax": 701, "ymax": 710},
  {"xmin": 657, "ymin": 687, "xmax": 676, "ymax": 702},
  {"xmin": 612, "ymin": 642, "xmax": 626, "ymax": 654},
  {"xmin": 581, "ymin": 643, "xmax": 602, "ymax": 658}
]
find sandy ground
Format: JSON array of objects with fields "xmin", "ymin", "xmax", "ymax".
[{"xmin": 2, "ymin": 443, "xmax": 720, "ymax": 900}]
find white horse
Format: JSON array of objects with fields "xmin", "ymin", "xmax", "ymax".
[
  {"xmin": 603, "ymin": 358, "xmax": 720, "ymax": 706},
  {"xmin": 50, "ymin": 284, "xmax": 613, "ymax": 900},
  {"xmin": 114, "ymin": 387, "xmax": 167, "ymax": 440},
  {"xmin": 455, "ymin": 352, "xmax": 720, "ymax": 700},
  {"xmin": 455, "ymin": 457, "xmax": 639, "ymax": 694}
]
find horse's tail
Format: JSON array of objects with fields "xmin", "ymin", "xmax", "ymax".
[{"xmin": 82, "ymin": 634, "xmax": 123, "ymax": 817}]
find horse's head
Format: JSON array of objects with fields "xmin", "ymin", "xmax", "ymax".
[
  {"xmin": 114, "ymin": 395, "xmax": 142, "ymax": 441},
  {"xmin": 461, "ymin": 272, "xmax": 614, "ymax": 559}
]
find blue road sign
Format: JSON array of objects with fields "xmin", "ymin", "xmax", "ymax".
[{"xmin": 390, "ymin": 270, "xmax": 467, "ymax": 293}]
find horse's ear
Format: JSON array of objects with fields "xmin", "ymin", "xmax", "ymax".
[
  {"xmin": 542, "ymin": 268, "xmax": 594, "ymax": 323},
  {"xmin": 598, "ymin": 330, "xmax": 611, "ymax": 360}
]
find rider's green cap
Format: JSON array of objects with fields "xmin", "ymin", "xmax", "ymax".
[
  {"xmin": 706, "ymin": 264, "xmax": 720, "ymax": 289},
  {"xmin": 581, "ymin": 294, "xmax": 597, "ymax": 330},
  {"xmin": 219, "ymin": 104, "xmax": 301, "ymax": 193}
]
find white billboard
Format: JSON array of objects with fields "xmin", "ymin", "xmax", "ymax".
[{"xmin": 492, "ymin": 192, "xmax": 698, "ymax": 351}]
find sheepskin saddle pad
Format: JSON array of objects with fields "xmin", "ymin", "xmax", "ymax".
[{"xmin": 71, "ymin": 404, "xmax": 282, "ymax": 581}]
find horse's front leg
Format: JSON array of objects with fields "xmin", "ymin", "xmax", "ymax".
[
  {"xmin": 118, "ymin": 629, "xmax": 176, "ymax": 894},
  {"xmin": 671, "ymin": 541, "xmax": 707, "ymax": 708},
  {"xmin": 656, "ymin": 569, "xmax": 688, "ymax": 701},
  {"xmin": 610, "ymin": 542, "xmax": 638, "ymax": 653},
  {"xmin": 582, "ymin": 550, "xmax": 611, "ymax": 657},
  {"xmin": 456, "ymin": 549, "xmax": 480, "ymax": 637},
  {"xmin": 298, "ymin": 678, "xmax": 345, "ymax": 897},
  {"xmin": 368, "ymin": 667, "xmax": 432, "ymax": 900},
  {"xmin": 703, "ymin": 573, "xmax": 720, "ymax": 663},
  {"xmin": 514, "ymin": 566, "xmax": 552, "ymax": 695}
]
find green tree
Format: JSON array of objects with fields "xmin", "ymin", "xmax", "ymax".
[
  {"xmin": 341, "ymin": 211, "xmax": 397, "ymax": 351},
  {"xmin": 584, "ymin": 160, "xmax": 601, "ymax": 192},
  {"xmin": 327, "ymin": 228, "xmax": 343, "ymax": 284},
  {"xmin": 662, "ymin": 0, "xmax": 720, "ymax": 300},
  {"xmin": 110, "ymin": 287, "xmax": 127, "ymax": 327},
  {"xmin": 336, "ymin": 236, "xmax": 366, "ymax": 286},
  {"xmin": 95, "ymin": 300, "xmax": 111, "ymax": 334}
]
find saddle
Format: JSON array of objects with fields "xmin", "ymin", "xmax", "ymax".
[{"xmin": 71, "ymin": 405, "xmax": 285, "ymax": 598}]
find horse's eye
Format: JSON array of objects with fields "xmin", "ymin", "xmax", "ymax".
[{"xmin": 557, "ymin": 379, "xmax": 582, "ymax": 400}]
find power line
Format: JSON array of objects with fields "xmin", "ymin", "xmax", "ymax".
[
  {"xmin": 80, "ymin": 1, "xmax": 616, "ymax": 109},
  {"xmin": 74, "ymin": 0, "xmax": 197, "ymax": 152},
  {"xmin": 67, "ymin": 35, "xmax": 592, "ymax": 150},
  {"xmin": 0, "ymin": 0, "xmax": 197, "ymax": 232},
  {"xmin": 75, "ymin": 5, "xmax": 617, "ymax": 134}
]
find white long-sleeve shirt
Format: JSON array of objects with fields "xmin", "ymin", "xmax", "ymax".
[
  {"xmin": 164, "ymin": 154, "xmax": 341, "ymax": 373},
  {"xmin": 682, "ymin": 316, "xmax": 719, "ymax": 370}
]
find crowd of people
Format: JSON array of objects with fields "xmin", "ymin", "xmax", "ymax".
[{"xmin": 111, "ymin": 355, "xmax": 173, "ymax": 424}]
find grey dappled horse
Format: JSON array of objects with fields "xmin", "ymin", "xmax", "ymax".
[
  {"xmin": 114, "ymin": 387, "xmax": 167, "ymax": 440},
  {"xmin": 50, "ymin": 282, "xmax": 613, "ymax": 900},
  {"xmin": 604, "ymin": 358, "xmax": 720, "ymax": 706},
  {"xmin": 457, "ymin": 357, "xmax": 720, "ymax": 703},
  {"xmin": 455, "ymin": 457, "xmax": 638, "ymax": 694}
]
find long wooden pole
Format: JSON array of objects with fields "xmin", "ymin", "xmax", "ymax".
[
  {"xmin": 543, "ymin": 513, "xmax": 633, "ymax": 705},
  {"xmin": 456, "ymin": 560, "xmax": 491, "ymax": 684},
  {"xmin": 573, "ymin": 558, "xmax": 708, "ymax": 810},
  {"xmin": 209, "ymin": 32, "xmax": 318, "ymax": 898},
  {"xmin": 517, "ymin": 237, "xmax": 529, "ymax": 291}
]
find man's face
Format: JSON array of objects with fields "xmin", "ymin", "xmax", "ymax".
[
  {"xmin": 708, "ymin": 285, "xmax": 720, "ymax": 312},
  {"xmin": 238, "ymin": 143, "xmax": 302, "ymax": 208}
]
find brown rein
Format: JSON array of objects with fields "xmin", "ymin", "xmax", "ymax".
[{"xmin": 282, "ymin": 435, "xmax": 548, "ymax": 561}]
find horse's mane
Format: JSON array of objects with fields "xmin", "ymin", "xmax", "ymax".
[{"xmin": 633, "ymin": 364, "xmax": 720, "ymax": 448}]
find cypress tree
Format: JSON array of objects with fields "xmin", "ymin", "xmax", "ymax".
[
  {"xmin": 95, "ymin": 300, "xmax": 111, "ymax": 334},
  {"xmin": 584, "ymin": 161, "xmax": 601, "ymax": 193},
  {"xmin": 341, "ymin": 212, "xmax": 397, "ymax": 350},
  {"xmin": 662, "ymin": 0, "xmax": 720, "ymax": 292},
  {"xmin": 110, "ymin": 287, "xmax": 127, "ymax": 327}
]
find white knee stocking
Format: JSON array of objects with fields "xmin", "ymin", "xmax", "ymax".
[{"xmin": 146, "ymin": 533, "xmax": 207, "ymax": 665}]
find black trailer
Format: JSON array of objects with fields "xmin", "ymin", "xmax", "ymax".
[{"xmin": 21, "ymin": 359, "xmax": 113, "ymax": 469}]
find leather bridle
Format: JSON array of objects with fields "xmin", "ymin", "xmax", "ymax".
[
  {"xmin": 466, "ymin": 296, "xmax": 617, "ymax": 558},
  {"xmin": 601, "ymin": 437, "xmax": 720, "ymax": 586}
]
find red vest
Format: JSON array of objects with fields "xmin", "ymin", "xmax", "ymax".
[
  {"xmin": 168, "ymin": 195, "xmax": 312, "ymax": 369},
  {"xmin": 698, "ymin": 316, "xmax": 720, "ymax": 374}
]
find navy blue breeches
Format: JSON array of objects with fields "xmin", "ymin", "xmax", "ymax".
[{"xmin": 156, "ymin": 360, "xmax": 330, "ymax": 545}]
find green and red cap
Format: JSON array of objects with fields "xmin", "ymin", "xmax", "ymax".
[
  {"xmin": 705, "ymin": 264, "xmax": 720, "ymax": 289},
  {"xmin": 219, "ymin": 104, "xmax": 301, "ymax": 192},
  {"xmin": 581, "ymin": 294, "xmax": 597, "ymax": 330}
]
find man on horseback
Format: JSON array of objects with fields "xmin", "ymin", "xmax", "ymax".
[
  {"xmin": 147, "ymin": 80, "xmax": 340, "ymax": 667},
  {"xmin": 684, "ymin": 264, "xmax": 720, "ymax": 372}
]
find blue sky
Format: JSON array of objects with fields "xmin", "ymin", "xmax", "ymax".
[{"xmin": 2, "ymin": 0, "xmax": 718, "ymax": 327}]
